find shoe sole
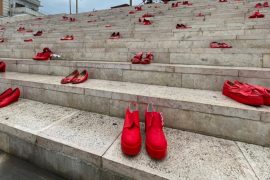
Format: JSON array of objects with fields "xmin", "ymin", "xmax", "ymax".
[
  {"xmin": 223, "ymin": 90, "xmax": 264, "ymax": 106},
  {"xmin": 121, "ymin": 141, "xmax": 141, "ymax": 156},
  {"xmin": 146, "ymin": 142, "xmax": 167, "ymax": 160}
]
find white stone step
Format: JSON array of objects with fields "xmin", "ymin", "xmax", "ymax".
[
  {"xmin": 0, "ymin": 72, "xmax": 269, "ymax": 146},
  {"xmin": 0, "ymin": 99, "xmax": 269, "ymax": 179}
]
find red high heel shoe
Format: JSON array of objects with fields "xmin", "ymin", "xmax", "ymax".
[
  {"xmin": 71, "ymin": 70, "xmax": 88, "ymax": 84},
  {"xmin": 61, "ymin": 70, "xmax": 80, "ymax": 84},
  {"xmin": 145, "ymin": 103, "xmax": 167, "ymax": 160},
  {"xmin": 141, "ymin": 52, "xmax": 153, "ymax": 64},
  {"xmin": 131, "ymin": 52, "xmax": 143, "ymax": 64},
  {"xmin": 0, "ymin": 61, "xmax": 6, "ymax": 72},
  {"xmin": 0, "ymin": 88, "xmax": 13, "ymax": 100},
  {"xmin": 0, "ymin": 88, "xmax": 20, "ymax": 108},
  {"xmin": 33, "ymin": 47, "xmax": 53, "ymax": 61},
  {"xmin": 121, "ymin": 102, "xmax": 142, "ymax": 156}
]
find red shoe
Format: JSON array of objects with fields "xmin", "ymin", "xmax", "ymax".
[
  {"xmin": 71, "ymin": 70, "xmax": 88, "ymax": 84},
  {"xmin": 0, "ymin": 61, "xmax": 6, "ymax": 72},
  {"xmin": 145, "ymin": 103, "xmax": 167, "ymax": 160},
  {"xmin": 142, "ymin": 13, "xmax": 154, "ymax": 18},
  {"xmin": 219, "ymin": 0, "xmax": 227, "ymax": 2},
  {"xmin": 110, "ymin": 32, "xmax": 120, "ymax": 39},
  {"xmin": 176, "ymin": 24, "xmax": 191, "ymax": 29},
  {"xmin": 196, "ymin": 13, "xmax": 205, "ymax": 17},
  {"xmin": 129, "ymin": 11, "xmax": 135, "ymax": 14},
  {"xmin": 17, "ymin": 27, "xmax": 25, "ymax": 32},
  {"xmin": 143, "ymin": 19, "xmax": 152, "ymax": 25},
  {"xmin": 61, "ymin": 35, "xmax": 74, "ymax": 40},
  {"xmin": 131, "ymin": 52, "xmax": 143, "ymax": 64},
  {"xmin": 121, "ymin": 102, "xmax": 142, "ymax": 156},
  {"xmin": 33, "ymin": 31, "xmax": 43, "ymax": 36},
  {"xmin": 234, "ymin": 81, "xmax": 270, "ymax": 106},
  {"xmin": 255, "ymin": 3, "xmax": 263, "ymax": 8},
  {"xmin": 141, "ymin": 52, "xmax": 153, "ymax": 64},
  {"xmin": 210, "ymin": 42, "xmax": 232, "ymax": 48},
  {"xmin": 135, "ymin": 6, "xmax": 142, "ymax": 11},
  {"xmin": 0, "ymin": 88, "xmax": 13, "ymax": 100},
  {"xmin": 61, "ymin": 70, "xmax": 80, "ymax": 84},
  {"xmin": 62, "ymin": 16, "xmax": 69, "ymax": 20},
  {"xmin": 172, "ymin": 2, "xmax": 179, "ymax": 8},
  {"xmin": 222, "ymin": 81, "xmax": 264, "ymax": 106},
  {"xmin": 69, "ymin": 18, "xmax": 76, "ymax": 22},
  {"xmin": 0, "ymin": 38, "xmax": 4, "ymax": 43},
  {"xmin": 105, "ymin": 24, "xmax": 112, "ymax": 28},
  {"xmin": 182, "ymin": 1, "xmax": 192, "ymax": 5},
  {"xmin": 0, "ymin": 88, "xmax": 20, "ymax": 108},
  {"xmin": 249, "ymin": 11, "xmax": 265, "ymax": 18},
  {"xmin": 33, "ymin": 47, "xmax": 53, "ymax": 61},
  {"xmin": 263, "ymin": 2, "xmax": 269, "ymax": 7},
  {"xmin": 24, "ymin": 39, "xmax": 33, "ymax": 42}
]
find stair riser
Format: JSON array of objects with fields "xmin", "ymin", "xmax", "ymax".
[{"xmin": 0, "ymin": 81, "xmax": 269, "ymax": 146}]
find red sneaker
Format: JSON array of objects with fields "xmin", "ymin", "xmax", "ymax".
[
  {"xmin": 0, "ymin": 88, "xmax": 20, "ymax": 108},
  {"xmin": 0, "ymin": 61, "xmax": 6, "ymax": 72},
  {"xmin": 234, "ymin": 81, "xmax": 270, "ymax": 106},
  {"xmin": 61, "ymin": 35, "xmax": 74, "ymax": 40},
  {"xmin": 222, "ymin": 81, "xmax": 264, "ymax": 106},
  {"xmin": 24, "ymin": 39, "xmax": 33, "ymax": 42},
  {"xmin": 210, "ymin": 42, "xmax": 232, "ymax": 48},
  {"xmin": 71, "ymin": 70, "xmax": 88, "ymax": 84},
  {"xmin": 131, "ymin": 52, "xmax": 143, "ymax": 64},
  {"xmin": 145, "ymin": 103, "xmax": 167, "ymax": 160},
  {"xmin": 0, "ymin": 88, "xmax": 13, "ymax": 100},
  {"xmin": 33, "ymin": 47, "xmax": 53, "ymax": 61},
  {"xmin": 33, "ymin": 31, "xmax": 43, "ymax": 36},
  {"xmin": 141, "ymin": 52, "xmax": 154, "ymax": 64},
  {"xmin": 121, "ymin": 102, "xmax": 142, "ymax": 156},
  {"xmin": 176, "ymin": 24, "xmax": 191, "ymax": 29},
  {"xmin": 61, "ymin": 70, "xmax": 80, "ymax": 84}
]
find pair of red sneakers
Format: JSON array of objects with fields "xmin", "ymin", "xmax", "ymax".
[
  {"xmin": 33, "ymin": 47, "xmax": 53, "ymax": 61},
  {"xmin": 0, "ymin": 61, "xmax": 6, "ymax": 72},
  {"xmin": 223, "ymin": 81, "xmax": 270, "ymax": 106},
  {"xmin": 121, "ymin": 103, "xmax": 167, "ymax": 160},
  {"xmin": 61, "ymin": 70, "xmax": 88, "ymax": 84},
  {"xmin": 131, "ymin": 52, "xmax": 154, "ymax": 64},
  {"xmin": 0, "ymin": 88, "xmax": 20, "ymax": 108}
]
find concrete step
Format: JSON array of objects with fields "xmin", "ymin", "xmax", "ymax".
[
  {"xmin": 0, "ymin": 99, "xmax": 269, "ymax": 180},
  {"xmin": 0, "ymin": 72, "xmax": 269, "ymax": 146},
  {"xmin": 2, "ymin": 58, "xmax": 270, "ymax": 91}
]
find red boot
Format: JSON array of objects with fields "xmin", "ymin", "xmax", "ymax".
[
  {"xmin": 0, "ymin": 61, "xmax": 6, "ymax": 72},
  {"xmin": 0, "ymin": 88, "xmax": 20, "ymax": 108},
  {"xmin": 0, "ymin": 88, "xmax": 13, "ymax": 100},
  {"xmin": 121, "ymin": 102, "xmax": 141, "ymax": 156},
  {"xmin": 71, "ymin": 70, "xmax": 88, "ymax": 84},
  {"xmin": 145, "ymin": 103, "xmax": 167, "ymax": 160}
]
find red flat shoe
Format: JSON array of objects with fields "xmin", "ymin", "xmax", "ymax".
[
  {"xmin": 0, "ymin": 88, "xmax": 20, "ymax": 108},
  {"xmin": 141, "ymin": 52, "xmax": 153, "ymax": 64},
  {"xmin": 61, "ymin": 35, "xmax": 74, "ymax": 40},
  {"xmin": 210, "ymin": 42, "xmax": 232, "ymax": 48},
  {"xmin": 142, "ymin": 13, "xmax": 154, "ymax": 18},
  {"xmin": 24, "ymin": 39, "xmax": 33, "ymax": 42},
  {"xmin": 131, "ymin": 52, "xmax": 143, "ymax": 64},
  {"xmin": 33, "ymin": 31, "xmax": 43, "ymax": 36},
  {"xmin": 121, "ymin": 102, "xmax": 142, "ymax": 156},
  {"xmin": 234, "ymin": 81, "xmax": 270, "ymax": 106},
  {"xmin": 176, "ymin": 24, "xmax": 191, "ymax": 29},
  {"xmin": 145, "ymin": 103, "xmax": 167, "ymax": 160},
  {"xmin": 71, "ymin": 70, "xmax": 88, "ymax": 84},
  {"xmin": 61, "ymin": 70, "xmax": 80, "ymax": 84},
  {"xmin": 0, "ymin": 61, "xmax": 6, "ymax": 72},
  {"xmin": 223, "ymin": 81, "xmax": 264, "ymax": 106},
  {"xmin": 0, "ymin": 88, "xmax": 13, "ymax": 100},
  {"xmin": 33, "ymin": 47, "xmax": 53, "ymax": 61}
]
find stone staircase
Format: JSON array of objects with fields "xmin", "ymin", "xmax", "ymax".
[{"xmin": 0, "ymin": 0, "xmax": 269, "ymax": 179}]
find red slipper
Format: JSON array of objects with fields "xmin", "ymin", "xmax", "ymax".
[
  {"xmin": 0, "ymin": 88, "xmax": 20, "ymax": 108},
  {"xmin": 145, "ymin": 103, "xmax": 167, "ymax": 160},
  {"xmin": 71, "ymin": 70, "xmax": 88, "ymax": 84},
  {"xmin": 121, "ymin": 102, "xmax": 142, "ymax": 156},
  {"xmin": 223, "ymin": 81, "xmax": 264, "ymax": 106},
  {"xmin": 131, "ymin": 52, "xmax": 143, "ymax": 64},
  {"xmin": 141, "ymin": 52, "xmax": 154, "ymax": 64},
  {"xmin": 61, "ymin": 70, "xmax": 80, "ymax": 84}
]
